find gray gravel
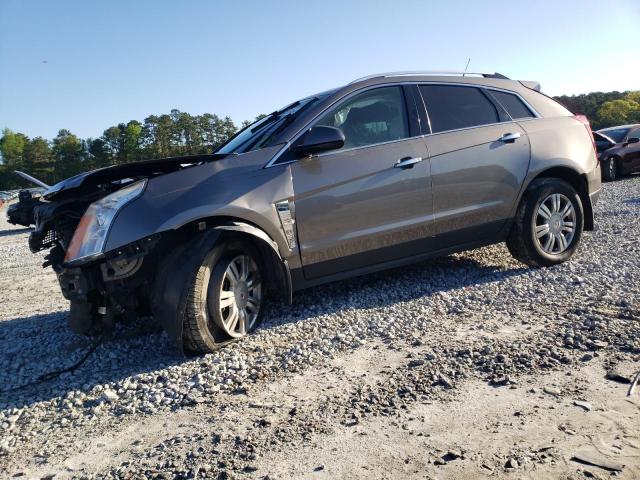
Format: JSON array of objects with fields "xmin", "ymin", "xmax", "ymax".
[{"xmin": 1, "ymin": 176, "xmax": 639, "ymax": 478}]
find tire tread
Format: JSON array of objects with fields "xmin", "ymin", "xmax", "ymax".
[{"xmin": 183, "ymin": 265, "xmax": 212, "ymax": 353}]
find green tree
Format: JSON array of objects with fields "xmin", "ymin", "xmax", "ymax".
[
  {"xmin": 596, "ymin": 99, "xmax": 640, "ymax": 127},
  {"xmin": 625, "ymin": 91, "xmax": 640, "ymax": 104},
  {"xmin": 51, "ymin": 129, "xmax": 85, "ymax": 181},
  {"xmin": 155, "ymin": 114, "xmax": 174, "ymax": 158},
  {"xmin": 87, "ymin": 137, "xmax": 111, "ymax": 170},
  {"xmin": 23, "ymin": 137, "xmax": 53, "ymax": 184},
  {"xmin": 102, "ymin": 126, "xmax": 122, "ymax": 163},
  {"xmin": 122, "ymin": 120, "xmax": 143, "ymax": 163},
  {"xmin": 623, "ymin": 91, "xmax": 640, "ymax": 123},
  {"xmin": 0, "ymin": 128, "xmax": 28, "ymax": 172}
]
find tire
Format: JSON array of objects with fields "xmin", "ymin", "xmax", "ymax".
[
  {"xmin": 601, "ymin": 157, "xmax": 619, "ymax": 182},
  {"xmin": 506, "ymin": 178, "xmax": 584, "ymax": 267},
  {"xmin": 182, "ymin": 239, "xmax": 265, "ymax": 353}
]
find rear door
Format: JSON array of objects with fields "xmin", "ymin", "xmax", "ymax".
[
  {"xmin": 417, "ymin": 84, "xmax": 531, "ymax": 246},
  {"xmin": 290, "ymin": 85, "xmax": 432, "ymax": 279}
]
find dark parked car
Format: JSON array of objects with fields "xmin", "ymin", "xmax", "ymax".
[
  {"xmin": 17, "ymin": 72, "xmax": 601, "ymax": 353},
  {"xmin": 6, "ymin": 189, "xmax": 44, "ymax": 226},
  {"xmin": 5, "ymin": 172, "xmax": 50, "ymax": 226},
  {"xmin": 595, "ymin": 124, "xmax": 640, "ymax": 181}
]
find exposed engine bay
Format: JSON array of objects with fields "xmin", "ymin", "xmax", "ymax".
[{"xmin": 8, "ymin": 156, "xmax": 217, "ymax": 336}]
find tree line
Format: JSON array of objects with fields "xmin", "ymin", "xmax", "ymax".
[
  {"xmin": 0, "ymin": 110, "xmax": 248, "ymax": 190},
  {"xmin": 554, "ymin": 90, "xmax": 640, "ymax": 130},
  {"xmin": 1, "ymin": 90, "xmax": 639, "ymax": 190}
]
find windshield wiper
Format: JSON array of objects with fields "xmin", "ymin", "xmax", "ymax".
[
  {"xmin": 250, "ymin": 101, "xmax": 302, "ymax": 133},
  {"xmin": 250, "ymin": 112, "xmax": 277, "ymax": 133}
]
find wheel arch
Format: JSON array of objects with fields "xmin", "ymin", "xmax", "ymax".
[
  {"xmin": 152, "ymin": 216, "xmax": 292, "ymax": 351},
  {"xmin": 520, "ymin": 166, "xmax": 594, "ymax": 231},
  {"xmin": 175, "ymin": 215, "xmax": 293, "ymax": 303}
]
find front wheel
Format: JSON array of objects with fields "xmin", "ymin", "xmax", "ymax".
[
  {"xmin": 601, "ymin": 157, "xmax": 619, "ymax": 182},
  {"xmin": 507, "ymin": 179, "xmax": 584, "ymax": 267},
  {"xmin": 183, "ymin": 240, "xmax": 265, "ymax": 353}
]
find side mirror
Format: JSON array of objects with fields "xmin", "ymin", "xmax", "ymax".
[
  {"xmin": 626, "ymin": 137, "xmax": 640, "ymax": 145},
  {"xmin": 292, "ymin": 126, "xmax": 345, "ymax": 157}
]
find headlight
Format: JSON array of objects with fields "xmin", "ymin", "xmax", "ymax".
[{"xmin": 64, "ymin": 180, "xmax": 147, "ymax": 265}]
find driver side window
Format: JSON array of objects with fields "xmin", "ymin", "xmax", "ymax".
[{"xmin": 315, "ymin": 86, "xmax": 409, "ymax": 150}]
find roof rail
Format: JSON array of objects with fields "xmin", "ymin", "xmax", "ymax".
[{"xmin": 349, "ymin": 71, "xmax": 510, "ymax": 84}]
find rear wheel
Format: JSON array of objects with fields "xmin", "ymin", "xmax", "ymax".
[
  {"xmin": 601, "ymin": 157, "xmax": 619, "ymax": 182},
  {"xmin": 183, "ymin": 240, "xmax": 265, "ymax": 353},
  {"xmin": 507, "ymin": 178, "xmax": 584, "ymax": 267}
]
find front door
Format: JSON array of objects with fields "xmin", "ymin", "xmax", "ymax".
[{"xmin": 291, "ymin": 86, "xmax": 432, "ymax": 279}]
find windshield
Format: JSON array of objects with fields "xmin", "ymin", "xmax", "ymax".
[
  {"xmin": 598, "ymin": 128, "xmax": 629, "ymax": 143},
  {"xmin": 216, "ymin": 96, "xmax": 320, "ymax": 154}
]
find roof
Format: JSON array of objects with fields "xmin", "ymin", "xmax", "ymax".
[{"xmin": 349, "ymin": 71, "xmax": 510, "ymax": 84}]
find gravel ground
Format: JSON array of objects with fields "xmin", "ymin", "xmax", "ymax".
[{"xmin": 1, "ymin": 176, "xmax": 639, "ymax": 479}]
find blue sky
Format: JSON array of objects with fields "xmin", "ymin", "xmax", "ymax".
[{"xmin": 0, "ymin": 0, "xmax": 638, "ymax": 140}]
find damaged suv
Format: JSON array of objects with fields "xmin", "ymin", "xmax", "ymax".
[{"xmin": 22, "ymin": 72, "xmax": 601, "ymax": 353}]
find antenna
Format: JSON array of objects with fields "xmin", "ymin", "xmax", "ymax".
[{"xmin": 463, "ymin": 58, "xmax": 471, "ymax": 77}]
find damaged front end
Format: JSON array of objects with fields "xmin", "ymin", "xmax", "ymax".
[
  {"xmin": 28, "ymin": 156, "xmax": 213, "ymax": 336},
  {"xmin": 30, "ymin": 179, "xmax": 160, "ymax": 334}
]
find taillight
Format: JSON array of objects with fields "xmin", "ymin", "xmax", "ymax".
[{"xmin": 574, "ymin": 115, "xmax": 597, "ymax": 159}]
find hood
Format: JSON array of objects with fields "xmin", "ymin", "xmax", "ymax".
[
  {"xmin": 597, "ymin": 142, "xmax": 629, "ymax": 158},
  {"xmin": 43, "ymin": 153, "xmax": 231, "ymax": 201}
]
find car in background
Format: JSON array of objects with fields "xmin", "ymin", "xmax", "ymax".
[
  {"xmin": 6, "ymin": 188, "xmax": 45, "ymax": 226},
  {"xmin": 595, "ymin": 124, "xmax": 640, "ymax": 181},
  {"xmin": 0, "ymin": 191, "xmax": 17, "ymax": 201}
]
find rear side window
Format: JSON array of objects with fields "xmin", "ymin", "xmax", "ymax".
[
  {"xmin": 315, "ymin": 86, "xmax": 409, "ymax": 149},
  {"xmin": 490, "ymin": 90, "xmax": 535, "ymax": 119},
  {"xmin": 419, "ymin": 85, "xmax": 500, "ymax": 133}
]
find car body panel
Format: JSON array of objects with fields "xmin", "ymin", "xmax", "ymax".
[
  {"xmin": 291, "ymin": 136, "xmax": 431, "ymax": 279},
  {"xmin": 42, "ymin": 155, "xmax": 224, "ymax": 201},
  {"xmin": 524, "ymin": 117, "xmax": 598, "ymax": 175},
  {"xmin": 423, "ymin": 122, "xmax": 530, "ymax": 238},
  {"xmin": 104, "ymin": 145, "xmax": 296, "ymax": 261}
]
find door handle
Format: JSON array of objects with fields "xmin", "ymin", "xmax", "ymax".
[
  {"xmin": 499, "ymin": 132, "xmax": 521, "ymax": 143},
  {"xmin": 394, "ymin": 156, "xmax": 423, "ymax": 169}
]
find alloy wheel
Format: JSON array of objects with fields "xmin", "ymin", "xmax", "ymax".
[
  {"xmin": 212, "ymin": 255, "xmax": 262, "ymax": 338},
  {"xmin": 534, "ymin": 193, "xmax": 576, "ymax": 255}
]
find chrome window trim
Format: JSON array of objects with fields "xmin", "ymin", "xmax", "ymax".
[
  {"xmin": 264, "ymin": 81, "xmax": 541, "ymax": 168},
  {"xmin": 314, "ymin": 134, "xmax": 427, "ymax": 158},
  {"xmin": 482, "ymin": 88, "xmax": 539, "ymax": 122}
]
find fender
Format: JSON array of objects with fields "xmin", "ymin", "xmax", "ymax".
[{"xmin": 152, "ymin": 229, "xmax": 222, "ymax": 349}]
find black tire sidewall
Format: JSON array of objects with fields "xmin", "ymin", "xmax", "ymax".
[
  {"xmin": 602, "ymin": 157, "xmax": 617, "ymax": 182},
  {"xmin": 522, "ymin": 180, "xmax": 584, "ymax": 265}
]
